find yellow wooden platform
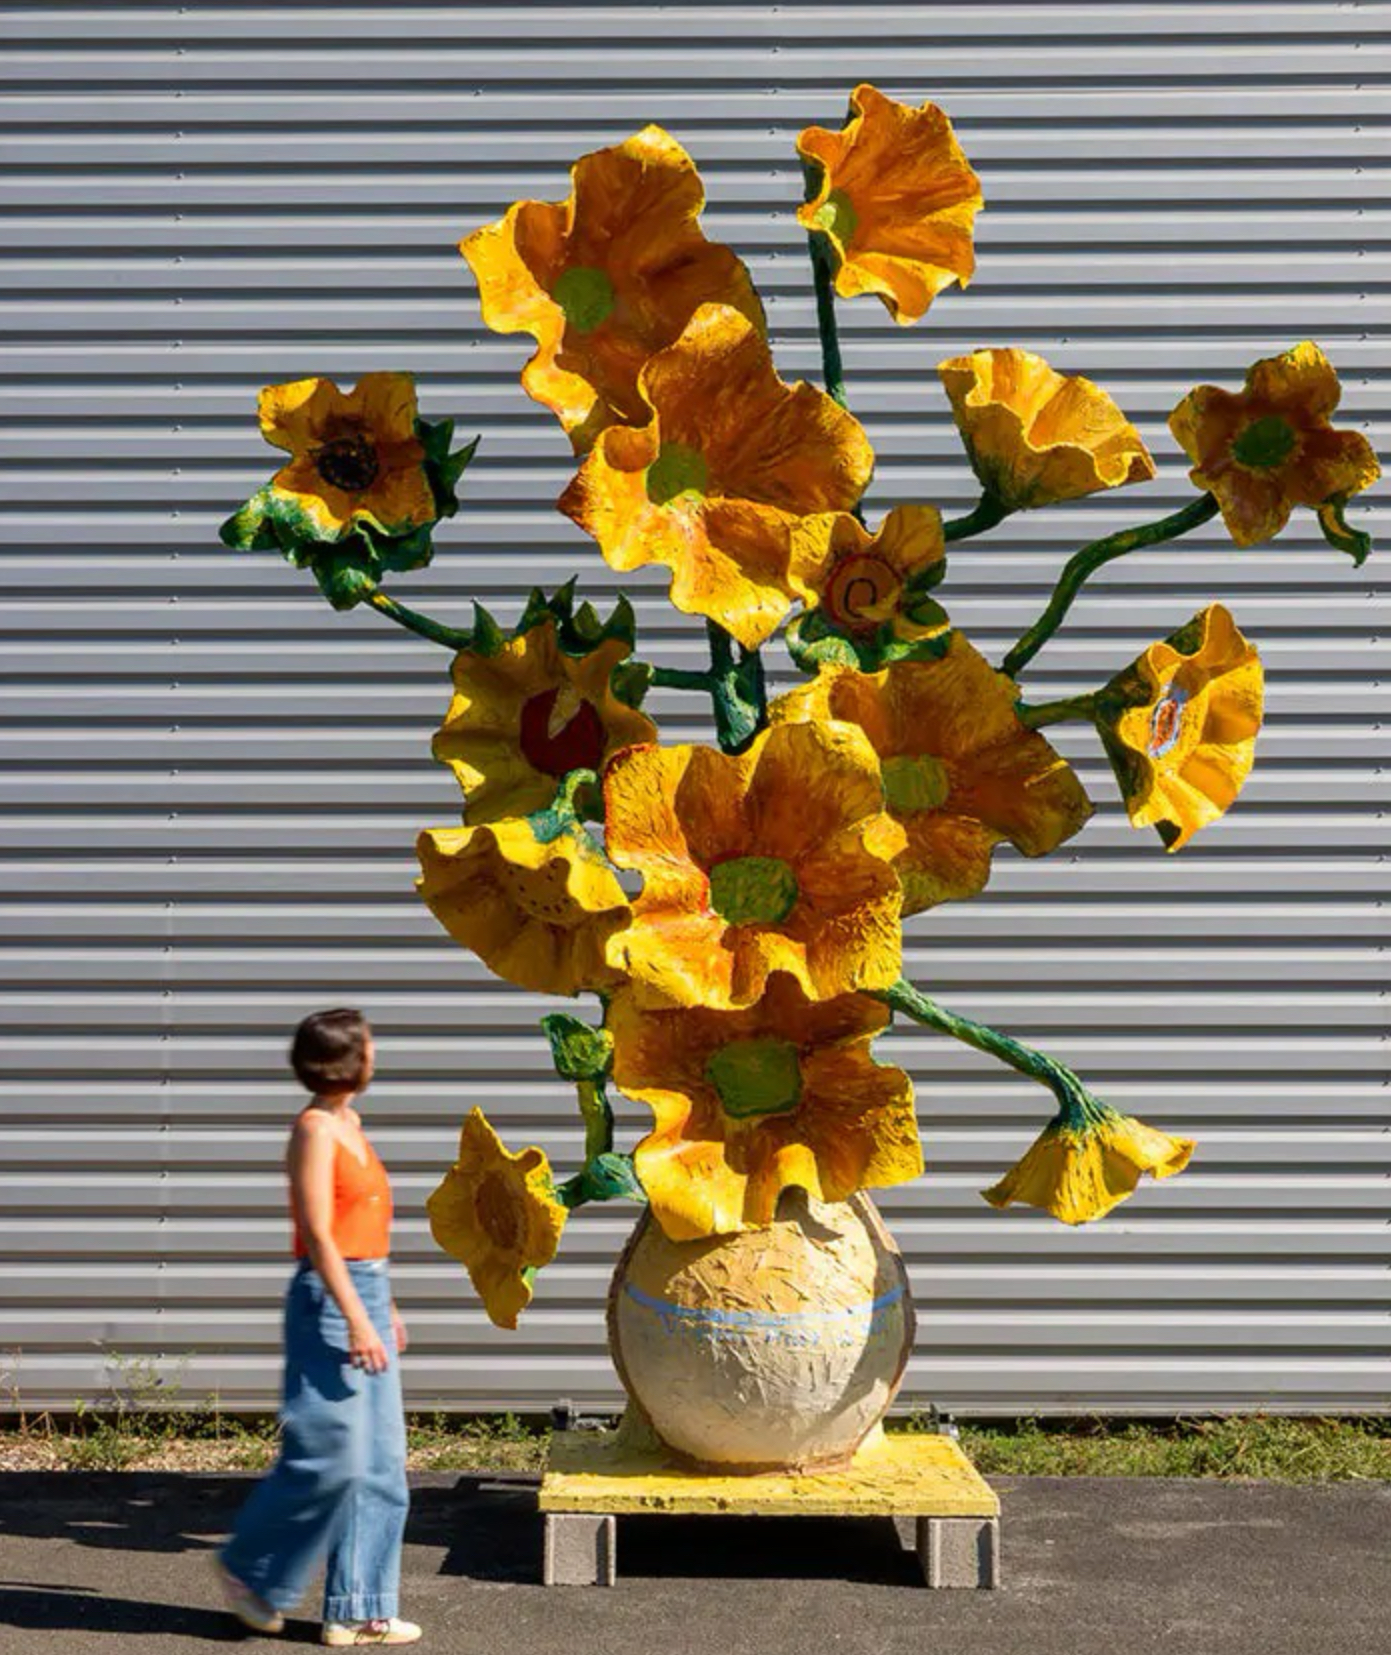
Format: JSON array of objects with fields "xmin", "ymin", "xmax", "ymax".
[{"xmin": 538, "ymin": 1428, "xmax": 999, "ymax": 1519}]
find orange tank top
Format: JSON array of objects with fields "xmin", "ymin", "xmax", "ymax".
[{"xmin": 292, "ymin": 1132, "xmax": 393, "ymax": 1260}]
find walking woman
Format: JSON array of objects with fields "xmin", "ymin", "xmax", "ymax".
[{"xmin": 215, "ymin": 1009, "xmax": 422, "ymax": 1646}]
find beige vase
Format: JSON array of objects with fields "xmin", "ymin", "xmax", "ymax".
[{"xmin": 607, "ymin": 1188, "xmax": 915, "ymax": 1474}]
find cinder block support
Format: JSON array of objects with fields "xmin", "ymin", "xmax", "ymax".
[
  {"xmin": 916, "ymin": 1515, "xmax": 1000, "ymax": 1589},
  {"xmin": 542, "ymin": 1511, "xmax": 617, "ymax": 1587}
]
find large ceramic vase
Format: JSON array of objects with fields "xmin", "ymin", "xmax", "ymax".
[{"xmin": 607, "ymin": 1188, "xmax": 915, "ymax": 1474}]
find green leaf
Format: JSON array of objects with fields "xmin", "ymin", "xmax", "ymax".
[
  {"xmin": 578, "ymin": 1152, "xmax": 646, "ymax": 1204},
  {"xmin": 1317, "ymin": 495, "xmax": 1373, "ymax": 567},
  {"xmin": 610, "ymin": 657, "xmax": 653, "ymax": 710},
  {"xmin": 541, "ymin": 1013, "xmax": 614, "ymax": 1082},
  {"xmin": 218, "ymin": 487, "xmax": 283, "ymax": 553},
  {"xmin": 470, "ymin": 602, "xmax": 506, "ymax": 656}
]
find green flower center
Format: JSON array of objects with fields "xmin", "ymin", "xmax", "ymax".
[
  {"xmin": 646, "ymin": 442, "xmax": 709, "ymax": 506},
  {"xmin": 314, "ymin": 433, "xmax": 379, "ymax": 493},
  {"xmin": 881, "ymin": 754, "xmax": 951, "ymax": 814},
  {"xmin": 706, "ymin": 1037, "xmax": 803, "ymax": 1121},
  {"xmin": 814, "ymin": 189, "xmax": 858, "ymax": 244},
  {"xmin": 1231, "ymin": 415, "xmax": 1298, "ymax": 471},
  {"xmin": 709, "ymin": 855, "xmax": 799, "ymax": 925},
  {"xmin": 552, "ymin": 265, "xmax": 616, "ymax": 333}
]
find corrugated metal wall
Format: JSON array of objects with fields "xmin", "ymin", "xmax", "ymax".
[{"xmin": 1, "ymin": 2, "xmax": 1387, "ymax": 1417}]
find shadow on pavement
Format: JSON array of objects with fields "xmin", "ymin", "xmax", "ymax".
[{"xmin": 420, "ymin": 1476, "xmax": 921, "ymax": 1588}]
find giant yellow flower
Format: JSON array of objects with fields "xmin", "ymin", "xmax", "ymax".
[
  {"xmin": 602, "ymin": 720, "xmax": 906, "ymax": 1011},
  {"xmin": 427, "ymin": 1109, "xmax": 569, "ymax": 1328},
  {"xmin": 461, "ymin": 126, "xmax": 763, "ymax": 453},
  {"xmin": 789, "ymin": 504, "xmax": 949, "ymax": 666},
  {"xmin": 417, "ymin": 814, "xmax": 629, "ymax": 997},
  {"xmin": 937, "ymin": 349, "xmax": 1156, "ymax": 511},
  {"xmin": 772, "ymin": 637, "xmax": 1092, "ymax": 915},
  {"xmin": 1096, "ymin": 603, "xmax": 1263, "ymax": 852},
  {"xmin": 257, "ymin": 372, "xmax": 436, "ymax": 540},
  {"xmin": 982, "ymin": 1108, "xmax": 1194, "ymax": 1226},
  {"xmin": 433, "ymin": 615, "xmax": 656, "ymax": 824},
  {"xmin": 1169, "ymin": 342, "xmax": 1380, "ymax": 548},
  {"xmin": 559, "ymin": 303, "xmax": 875, "ymax": 650},
  {"xmin": 796, "ymin": 84, "xmax": 983, "ymax": 325},
  {"xmin": 609, "ymin": 978, "xmax": 921, "ymax": 1239}
]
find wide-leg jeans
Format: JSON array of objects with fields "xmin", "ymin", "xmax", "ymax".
[{"xmin": 220, "ymin": 1258, "xmax": 409, "ymax": 1623}]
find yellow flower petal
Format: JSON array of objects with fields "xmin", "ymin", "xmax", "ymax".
[
  {"xmin": 462, "ymin": 126, "xmax": 764, "ymax": 452},
  {"xmin": 797, "ymin": 84, "xmax": 982, "ymax": 325},
  {"xmin": 1099, "ymin": 603, "xmax": 1263, "ymax": 851},
  {"xmin": 559, "ymin": 303, "xmax": 874, "ymax": 648},
  {"xmin": 416, "ymin": 815, "xmax": 630, "ymax": 997},
  {"xmin": 1169, "ymin": 342, "xmax": 1381, "ymax": 548},
  {"xmin": 610, "ymin": 978, "xmax": 920, "ymax": 1239},
  {"xmin": 427, "ymin": 1109, "xmax": 568, "ymax": 1328},
  {"xmin": 602, "ymin": 721, "xmax": 905, "ymax": 1011},
  {"xmin": 938, "ymin": 348, "xmax": 1155, "ymax": 510},
  {"xmin": 771, "ymin": 635, "xmax": 1091, "ymax": 916},
  {"xmin": 982, "ymin": 1112, "xmax": 1194, "ymax": 1226},
  {"xmin": 792, "ymin": 503, "xmax": 947, "ymax": 643}
]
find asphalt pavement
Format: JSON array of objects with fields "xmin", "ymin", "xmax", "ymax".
[{"xmin": 1, "ymin": 1470, "xmax": 1387, "ymax": 1655}]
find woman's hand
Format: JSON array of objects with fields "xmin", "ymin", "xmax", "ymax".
[
  {"xmin": 391, "ymin": 1303, "xmax": 409, "ymax": 1354},
  {"xmin": 348, "ymin": 1316, "xmax": 391, "ymax": 1374}
]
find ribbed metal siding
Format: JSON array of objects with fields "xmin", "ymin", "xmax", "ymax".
[{"xmin": 0, "ymin": 3, "xmax": 1386, "ymax": 1417}]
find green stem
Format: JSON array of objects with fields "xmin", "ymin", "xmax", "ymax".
[
  {"xmin": 943, "ymin": 491, "xmax": 1011, "ymax": 544},
  {"xmin": 649, "ymin": 663, "xmax": 716, "ymax": 693},
  {"xmin": 1016, "ymin": 691, "xmax": 1098, "ymax": 730},
  {"xmin": 367, "ymin": 586, "xmax": 473, "ymax": 652},
  {"xmin": 875, "ymin": 979, "xmax": 1105, "ymax": 1133},
  {"xmin": 576, "ymin": 1078, "xmax": 615, "ymax": 1165},
  {"xmin": 705, "ymin": 620, "xmax": 765, "ymax": 753},
  {"xmin": 807, "ymin": 230, "xmax": 849, "ymax": 410},
  {"xmin": 1002, "ymin": 493, "xmax": 1220, "ymax": 680}
]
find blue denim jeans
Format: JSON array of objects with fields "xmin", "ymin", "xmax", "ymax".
[{"xmin": 220, "ymin": 1258, "xmax": 409, "ymax": 1622}]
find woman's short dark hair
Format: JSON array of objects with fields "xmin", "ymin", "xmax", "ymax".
[{"xmin": 290, "ymin": 1008, "xmax": 372, "ymax": 1095}]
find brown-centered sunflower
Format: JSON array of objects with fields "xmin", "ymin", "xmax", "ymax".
[{"xmin": 426, "ymin": 1109, "xmax": 569, "ymax": 1328}]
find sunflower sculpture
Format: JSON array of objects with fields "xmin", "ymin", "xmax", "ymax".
[{"xmin": 222, "ymin": 89, "xmax": 1378, "ymax": 1349}]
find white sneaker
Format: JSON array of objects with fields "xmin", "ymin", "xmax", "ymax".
[
  {"xmin": 322, "ymin": 1619, "xmax": 423, "ymax": 1647},
  {"xmin": 211, "ymin": 1556, "xmax": 285, "ymax": 1634}
]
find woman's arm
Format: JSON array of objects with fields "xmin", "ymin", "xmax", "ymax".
[{"xmin": 288, "ymin": 1113, "xmax": 391, "ymax": 1373}]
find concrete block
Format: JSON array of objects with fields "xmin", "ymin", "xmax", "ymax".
[
  {"xmin": 916, "ymin": 1515, "xmax": 1000, "ymax": 1589},
  {"xmin": 542, "ymin": 1511, "xmax": 617, "ymax": 1587}
]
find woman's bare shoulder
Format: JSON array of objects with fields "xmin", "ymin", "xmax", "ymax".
[{"xmin": 290, "ymin": 1105, "xmax": 339, "ymax": 1144}]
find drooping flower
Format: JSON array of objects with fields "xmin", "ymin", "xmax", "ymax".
[
  {"xmin": 982, "ymin": 1107, "xmax": 1194, "ymax": 1226},
  {"xmin": 433, "ymin": 597, "xmax": 657, "ymax": 824},
  {"xmin": 416, "ymin": 811, "xmax": 629, "ymax": 997},
  {"xmin": 771, "ymin": 636, "xmax": 1092, "ymax": 915},
  {"xmin": 796, "ymin": 83, "xmax": 983, "ymax": 326},
  {"xmin": 461, "ymin": 126, "xmax": 763, "ymax": 452},
  {"xmin": 787, "ymin": 504, "xmax": 950, "ymax": 669},
  {"xmin": 1169, "ymin": 341, "xmax": 1380, "ymax": 550},
  {"xmin": 937, "ymin": 348, "xmax": 1156, "ymax": 511},
  {"xmin": 426, "ymin": 1109, "xmax": 569, "ymax": 1328},
  {"xmin": 602, "ymin": 720, "xmax": 906, "ymax": 1011},
  {"xmin": 609, "ymin": 977, "xmax": 921, "ymax": 1239},
  {"xmin": 558, "ymin": 303, "xmax": 875, "ymax": 649},
  {"xmin": 1095, "ymin": 603, "xmax": 1263, "ymax": 852},
  {"xmin": 255, "ymin": 373, "xmax": 438, "ymax": 541}
]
